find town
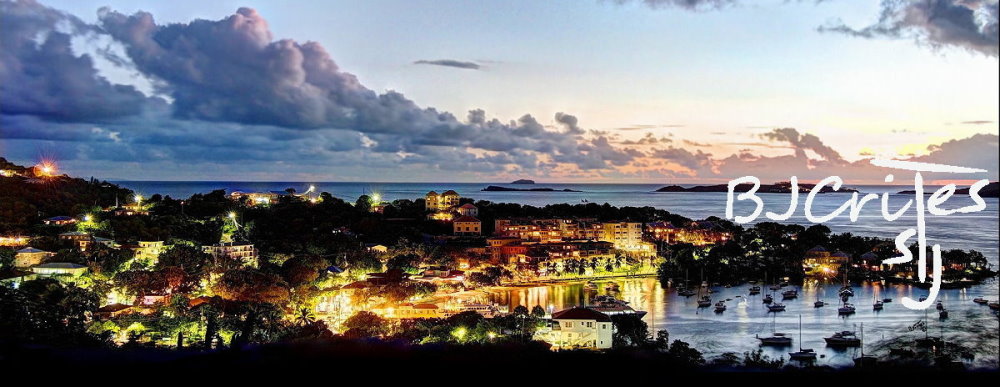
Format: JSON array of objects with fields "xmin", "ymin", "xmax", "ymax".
[{"xmin": 1, "ymin": 158, "xmax": 997, "ymax": 368}]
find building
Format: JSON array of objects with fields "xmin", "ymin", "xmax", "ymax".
[
  {"xmin": 229, "ymin": 190, "xmax": 284, "ymax": 205},
  {"xmin": 0, "ymin": 236, "xmax": 29, "ymax": 247},
  {"xmin": 42, "ymin": 216, "xmax": 77, "ymax": 225},
  {"xmin": 0, "ymin": 270, "xmax": 37, "ymax": 288},
  {"xmin": 456, "ymin": 203, "xmax": 478, "ymax": 217},
  {"xmin": 31, "ymin": 262, "xmax": 88, "ymax": 277},
  {"xmin": 803, "ymin": 246, "xmax": 850, "ymax": 276},
  {"xmin": 493, "ymin": 218, "xmax": 602, "ymax": 243},
  {"xmin": 600, "ymin": 222, "xmax": 653, "ymax": 253},
  {"xmin": 128, "ymin": 241, "xmax": 166, "ymax": 262},
  {"xmin": 203, "ymin": 242, "xmax": 258, "ymax": 263},
  {"xmin": 453, "ymin": 216, "xmax": 482, "ymax": 236},
  {"xmin": 111, "ymin": 205, "xmax": 149, "ymax": 217},
  {"xmin": 59, "ymin": 231, "xmax": 92, "ymax": 250},
  {"xmin": 384, "ymin": 303, "xmax": 444, "ymax": 319},
  {"xmin": 14, "ymin": 247, "xmax": 53, "ymax": 268},
  {"xmin": 540, "ymin": 307, "xmax": 614, "ymax": 350},
  {"xmin": 425, "ymin": 190, "xmax": 461, "ymax": 211},
  {"xmin": 646, "ymin": 221, "xmax": 730, "ymax": 246}
]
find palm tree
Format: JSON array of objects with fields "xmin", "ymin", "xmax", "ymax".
[{"xmin": 294, "ymin": 307, "xmax": 317, "ymax": 326}]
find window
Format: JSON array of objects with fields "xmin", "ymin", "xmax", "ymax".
[{"xmin": 586, "ymin": 322, "xmax": 594, "ymax": 328}]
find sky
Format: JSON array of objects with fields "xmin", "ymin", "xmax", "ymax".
[{"xmin": 1, "ymin": 0, "xmax": 998, "ymax": 183}]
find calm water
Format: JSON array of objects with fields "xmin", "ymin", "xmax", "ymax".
[
  {"xmin": 118, "ymin": 180, "xmax": 1000, "ymax": 366},
  {"xmin": 486, "ymin": 277, "xmax": 999, "ymax": 368}
]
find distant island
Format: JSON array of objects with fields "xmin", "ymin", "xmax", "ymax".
[
  {"xmin": 656, "ymin": 182, "xmax": 858, "ymax": 194},
  {"xmin": 510, "ymin": 179, "xmax": 535, "ymax": 184},
  {"xmin": 483, "ymin": 185, "xmax": 581, "ymax": 192},
  {"xmin": 897, "ymin": 181, "xmax": 999, "ymax": 198}
]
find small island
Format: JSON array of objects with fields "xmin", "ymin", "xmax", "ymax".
[
  {"xmin": 898, "ymin": 181, "xmax": 999, "ymax": 198},
  {"xmin": 510, "ymin": 179, "xmax": 535, "ymax": 184},
  {"xmin": 656, "ymin": 182, "xmax": 858, "ymax": 194},
  {"xmin": 483, "ymin": 185, "xmax": 581, "ymax": 192}
]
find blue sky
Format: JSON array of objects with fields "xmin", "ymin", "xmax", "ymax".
[{"xmin": 1, "ymin": 0, "xmax": 998, "ymax": 182}]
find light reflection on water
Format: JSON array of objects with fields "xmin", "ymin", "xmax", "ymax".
[{"xmin": 487, "ymin": 277, "xmax": 1000, "ymax": 368}]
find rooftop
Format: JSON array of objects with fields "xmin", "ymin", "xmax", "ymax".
[
  {"xmin": 454, "ymin": 216, "xmax": 480, "ymax": 223},
  {"xmin": 552, "ymin": 307, "xmax": 612, "ymax": 322}
]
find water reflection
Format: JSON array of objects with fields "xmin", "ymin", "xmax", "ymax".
[{"xmin": 486, "ymin": 277, "xmax": 999, "ymax": 368}]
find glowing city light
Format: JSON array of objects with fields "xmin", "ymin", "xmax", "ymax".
[
  {"xmin": 134, "ymin": 194, "xmax": 143, "ymax": 203},
  {"xmin": 84, "ymin": 214, "xmax": 93, "ymax": 222},
  {"xmin": 228, "ymin": 212, "xmax": 237, "ymax": 219}
]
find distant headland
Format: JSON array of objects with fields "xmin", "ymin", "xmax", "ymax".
[
  {"xmin": 897, "ymin": 181, "xmax": 999, "ymax": 198},
  {"xmin": 483, "ymin": 185, "xmax": 581, "ymax": 192},
  {"xmin": 656, "ymin": 182, "xmax": 858, "ymax": 194},
  {"xmin": 510, "ymin": 179, "xmax": 535, "ymax": 184}
]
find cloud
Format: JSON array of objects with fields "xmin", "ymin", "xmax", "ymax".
[
  {"xmin": 613, "ymin": 0, "xmax": 739, "ymax": 11},
  {"xmin": 413, "ymin": 59, "xmax": 481, "ymax": 70},
  {"xmin": 0, "ymin": 0, "xmax": 154, "ymax": 122},
  {"xmin": 961, "ymin": 120, "xmax": 995, "ymax": 125},
  {"xmin": 819, "ymin": 0, "xmax": 999, "ymax": 57},
  {"xmin": 760, "ymin": 127, "xmax": 844, "ymax": 163}
]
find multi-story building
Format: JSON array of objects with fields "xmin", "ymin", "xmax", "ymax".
[
  {"xmin": 538, "ymin": 307, "xmax": 614, "ymax": 350},
  {"xmin": 203, "ymin": 242, "xmax": 258, "ymax": 264},
  {"xmin": 456, "ymin": 203, "xmax": 478, "ymax": 217},
  {"xmin": 453, "ymin": 216, "xmax": 482, "ymax": 236},
  {"xmin": 59, "ymin": 231, "xmax": 91, "ymax": 250},
  {"xmin": 493, "ymin": 218, "xmax": 602, "ymax": 242},
  {"xmin": 600, "ymin": 222, "xmax": 645, "ymax": 251},
  {"xmin": 425, "ymin": 190, "xmax": 461, "ymax": 211},
  {"xmin": 129, "ymin": 241, "xmax": 166, "ymax": 263}
]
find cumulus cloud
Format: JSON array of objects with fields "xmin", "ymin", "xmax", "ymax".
[
  {"xmin": 819, "ymin": 0, "xmax": 999, "ymax": 57},
  {"xmin": 413, "ymin": 59, "xmax": 481, "ymax": 70},
  {"xmin": 0, "ymin": 0, "xmax": 154, "ymax": 121},
  {"xmin": 760, "ymin": 128, "xmax": 844, "ymax": 163}
]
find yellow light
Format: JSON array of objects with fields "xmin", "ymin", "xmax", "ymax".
[
  {"xmin": 228, "ymin": 212, "xmax": 237, "ymax": 219},
  {"xmin": 84, "ymin": 214, "xmax": 93, "ymax": 222},
  {"xmin": 451, "ymin": 326, "xmax": 467, "ymax": 341},
  {"xmin": 133, "ymin": 194, "xmax": 143, "ymax": 203},
  {"xmin": 370, "ymin": 193, "xmax": 381, "ymax": 203}
]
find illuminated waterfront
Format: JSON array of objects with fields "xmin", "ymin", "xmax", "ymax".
[{"xmin": 488, "ymin": 277, "xmax": 1000, "ymax": 368}]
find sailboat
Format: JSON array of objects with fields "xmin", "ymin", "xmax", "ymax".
[
  {"xmin": 789, "ymin": 315, "xmax": 817, "ymax": 361},
  {"xmin": 853, "ymin": 323, "xmax": 877, "ymax": 367},
  {"xmin": 757, "ymin": 313, "xmax": 792, "ymax": 347},
  {"xmin": 873, "ymin": 290, "xmax": 884, "ymax": 311},
  {"xmin": 714, "ymin": 300, "xmax": 727, "ymax": 313},
  {"xmin": 678, "ymin": 268, "xmax": 696, "ymax": 297},
  {"xmin": 696, "ymin": 268, "xmax": 711, "ymax": 307}
]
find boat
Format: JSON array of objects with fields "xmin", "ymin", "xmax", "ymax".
[
  {"xmin": 714, "ymin": 301, "xmax": 727, "ymax": 313},
  {"xmin": 814, "ymin": 300, "xmax": 825, "ymax": 308},
  {"xmin": 838, "ymin": 303, "xmax": 856, "ymax": 315},
  {"xmin": 757, "ymin": 313, "xmax": 792, "ymax": 347},
  {"xmin": 698, "ymin": 296, "xmax": 712, "ymax": 308},
  {"xmin": 839, "ymin": 287, "xmax": 854, "ymax": 297},
  {"xmin": 589, "ymin": 295, "xmax": 648, "ymax": 318},
  {"xmin": 883, "ymin": 298, "xmax": 892, "ymax": 303},
  {"xmin": 678, "ymin": 288, "xmax": 697, "ymax": 297},
  {"xmin": 789, "ymin": 315, "xmax": 817, "ymax": 361},
  {"xmin": 918, "ymin": 295, "xmax": 927, "ymax": 302},
  {"xmin": 763, "ymin": 294, "xmax": 773, "ymax": 304},
  {"xmin": 749, "ymin": 285, "xmax": 761, "ymax": 295},
  {"xmin": 939, "ymin": 309, "xmax": 948, "ymax": 319},
  {"xmin": 853, "ymin": 323, "xmax": 877, "ymax": 368},
  {"xmin": 973, "ymin": 297, "xmax": 987, "ymax": 304},
  {"xmin": 935, "ymin": 301, "xmax": 943, "ymax": 311},
  {"xmin": 989, "ymin": 302, "xmax": 1000, "ymax": 311},
  {"xmin": 605, "ymin": 282, "xmax": 620, "ymax": 292},
  {"xmin": 769, "ymin": 284, "xmax": 782, "ymax": 291},
  {"xmin": 873, "ymin": 300, "xmax": 883, "ymax": 310},
  {"xmin": 781, "ymin": 289, "xmax": 798, "ymax": 299},
  {"xmin": 768, "ymin": 303, "xmax": 786, "ymax": 312},
  {"xmin": 824, "ymin": 330, "xmax": 861, "ymax": 347}
]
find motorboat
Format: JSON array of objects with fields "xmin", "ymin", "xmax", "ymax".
[
  {"xmin": 973, "ymin": 297, "xmax": 987, "ymax": 304},
  {"xmin": 939, "ymin": 309, "xmax": 949, "ymax": 319},
  {"xmin": 763, "ymin": 294, "xmax": 773, "ymax": 304},
  {"xmin": 814, "ymin": 300, "xmax": 825, "ymax": 308},
  {"xmin": 882, "ymin": 298, "xmax": 892, "ymax": 303},
  {"xmin": 768, "ymin": 303, "xmax": 786, "ymax": 312},
  {"xmin": 697, "ymin": 296, "xmax": 712, "ymax": 308},
  {"xmin": 757, "ymin": 332, "xmax": 792, "ymax": 346},
  {"xmin": 782, "ymin": 289, "xmax": 798, "ymax": 299},
  {"xmin": 838, "ymin": 303, "xmax": 856, "ymax": 315},
  {"xmin": 749, "ymin": 285, "xmax": 761, "ymax": 295},
  {"xmin": 873, "ymin": 300, "xmax": 884, "ymax": 311},
  {"xmin": 714, "ymin": 301, "xmax": 727, "ymax": 313},
  {"xmin": 589, "ymin": 295, "xmax": 648, "ymax": 318},
  {"xmin": 936, "ymin": 301, "xmax": 944, "ymax": 311},
  {"xmin": 824, "ymin": 331, "xmax": 861, "ymax": 347}
]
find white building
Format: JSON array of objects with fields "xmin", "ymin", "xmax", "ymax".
[{"xmin": 540, "ymin": 307, "xmax": 614, "ymax": 350}]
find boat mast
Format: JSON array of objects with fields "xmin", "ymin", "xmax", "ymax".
[{"xmin": 798, "ymin": 314, "xmax": 803, "ymax": 351}]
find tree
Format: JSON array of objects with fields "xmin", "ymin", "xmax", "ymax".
[
  {"xmin": 611, "ymin": 314, "xmax": 648, "ymax": 347},
  {"xmin": 343, "ymin": 311, "xmax": 388, "ymax": 338},
  {"xmin": 0, "ymin": 247, "xmax": 14, "ymax": 271},
  {"xmin": 531, "ymin": 305, "xmax": 546, "ymax": 318},
  {"xmin": 156, "ymin": 245, "xmax": 213, "ymax": 277},
  {"xmin": 212, "ymin": 269, "xmax": 290, "ymax": 304}
]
